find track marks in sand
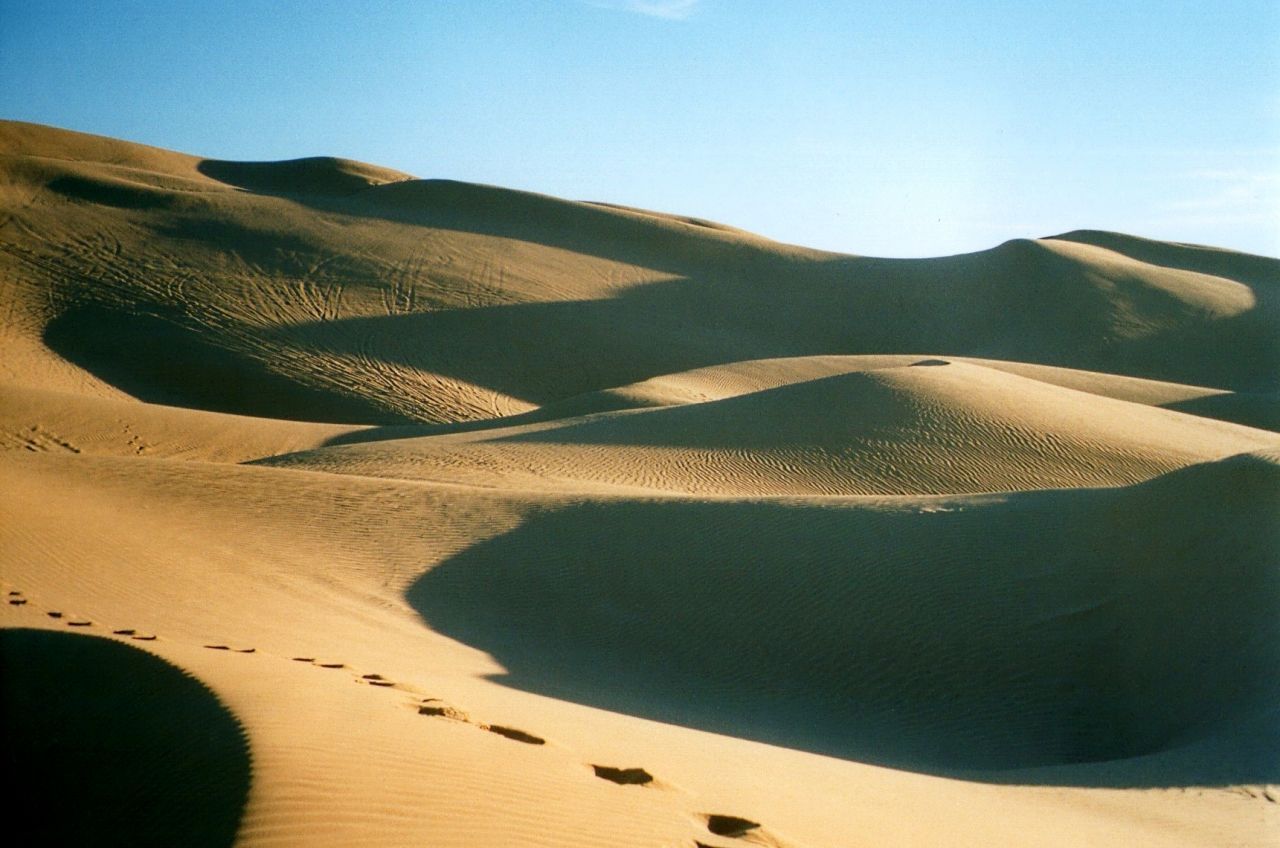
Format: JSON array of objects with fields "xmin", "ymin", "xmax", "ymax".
[
  {"xmin": 410, "ymin": 696, "xmax": 544, "ymax": 745},
  {"xmin": 416, "ymin": 699, "xmax": 469, "ymax": 720},
  {"xmin": 1, "ymin": 423, "xmax": 82, "ymax": 454},
  {"xmin": 8, "ymin": 584, "xmax": 553, "ymax": 750},
  {"xmin": 3, "ymin": 581, "xmax": 793, "ymax": 847},
  {"xmin": 485, "ymin": 724, "xmax": 546, "ymax": 745},
  {"xmin": 44, "ymin": 609, "xmax": 92, "ymax": 627},
  {"xmin": 1231, "ymin": 786, "xmax": 1280, "ymax": 805},
  {"xmin": 1, "ymin": 587, "xmax": 158, "ymax": 639},
  {"xmin": 592, "ymin": 765, "xmax": 655, "ymax": 785},
  {"xmin": 706, "ymin": 814, "xmax": 761, "ymax": 837},
  {"xmin": 696, "ymin": 812, "xmax": 795, "ymax": 847}
]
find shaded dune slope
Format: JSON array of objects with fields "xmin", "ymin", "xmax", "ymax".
[
  {"xmin": 408, "ymin": 451, "xmax": 1280, "ymax": 783},
  {"xmin": 316, "ymin": 353, "xmax": 1279, "ymax": 447},
  {"xmin": 523, "ymin": 353, "xmax": 1280, "ymax": 432},
  {"xmin": 264, "ymin": 361, "xmax": 1278, "ymax": 495},
  {"xmin": 2, "ymin": 122, "xmax": 1279, "ymax": 843},
  {"xmin": 2, "ymin": 121, "xmax": 1275, "ymax": 427},
  {"xmin": 0, "ymin": 383, "xmax": 361, "ymax": 461},
  {"xmin": 0, "ymin": 628, "xmax": 251, "ymax": 847}
]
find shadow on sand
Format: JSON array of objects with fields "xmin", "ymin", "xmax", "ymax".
[
  {"xmin": 0, "ymin": 628, "xmax": 251, "ymax": 847},
  {"xmin": 197, "ymin": 157, "xmax": 1280, "ymax": 396},
  {"xmin": 406, "ymin": 460, "xmax": 1280, "ymax": 788}
]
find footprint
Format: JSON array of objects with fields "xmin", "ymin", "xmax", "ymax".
[
  {"xmin": 317, "ymin": 662, "xmax": 345, "ymax": 669},
  {"xmin": 591, "ymin": 765, "xmax": 654, "ymax": 785},
  {"xmin": 113, "ymin": 629, "xmax": 136, "ymax": 636},
  {"xmin": 235, "ymin": 648, "xmax": 255, "ymax": 654},
  {"xmin": 484, "ymin": 725, "xmax": 545, "ymax": 745},
  {"xmin": 204, "ymin": 644, "xmax": 231, "ymax": 651},
  {"xmin": 705, "ymin": 815, "xmax": 761, "ymax": 838},
  {"xmin": 7, "ymin": 598, "xmax": 27, "ymax": 606},
  {"xmin": 416, "ymin": 700, "xmax": 468, "ymax": 721},
  {"xmin": 47, "ymin": 611, "xmax": 63, "ymax": 619},
  {"xmin": 131, "ymin": 634, "xmax": 157, "ymax": 641},
  {"xmin": 66, "ymin": 619, "xmax": 92, "ymax": 627},
  {"xmin": 291, "ymin": 657, "xmax": 315, "ymax": 663}
]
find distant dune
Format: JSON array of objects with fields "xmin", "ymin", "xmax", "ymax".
[{"xmin": 2, "ymin": 121, "xmax": 1277, "ymax": 847}]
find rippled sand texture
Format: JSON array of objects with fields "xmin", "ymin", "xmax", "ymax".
[{"xmin": 2, "ymin": 121, "xmax": 1277, "ymax": 847}]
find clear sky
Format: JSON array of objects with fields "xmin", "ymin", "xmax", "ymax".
[{"xmin": 2, "ymin": 1, "xmax": 1277, "ymax": 257}]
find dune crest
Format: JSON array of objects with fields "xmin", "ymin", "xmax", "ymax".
[{"xmin": 2, "ymin": 122, "xmax": 1277, "ymax": 847}]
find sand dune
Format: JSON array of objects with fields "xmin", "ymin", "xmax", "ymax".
[
  {"xmin": 2, "ymin": 121, "xmax": 1278, "ymax": 846},
  {"xmin": 261, "ymin": 359, "xmax": 1279, "ymax": 495},
  {"xmin": 0, "ymin": 628, "xmax": 250, "ymax": 848},
  {"xmin": 0, "ymin": 384, "xmax": 362, "ymax": 461},
  {"xmin": 409, "ymin": 451, "xmax": 1280, "ymax": 775}
]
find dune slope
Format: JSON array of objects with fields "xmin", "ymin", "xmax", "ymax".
[
  {"xmin": 408, "ymin": 451, "xmax": 1280, "ymax": 780},
  {"xmin": 0, "ymin": 628, "xmax": 251, "ymax": 847},
  {"xmin": 2, "ymin": 122, "xmax": 1278, "ymax": 847},
  {"xmin": 262, "ymin": 360, "xmax": 1278, "ymax": 495}
]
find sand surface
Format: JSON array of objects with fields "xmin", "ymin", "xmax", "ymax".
[{"xmin": 2, "ymin": 120, "xmax": 1278, "ymax": 846}]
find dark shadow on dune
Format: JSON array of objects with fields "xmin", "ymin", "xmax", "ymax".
[
  {"xmin": 28, "ymin": 157, "xmax": 1270, "ymax": 429},
  {"xmin": 1048, "ymin": 230, "xmax": 1280, "ymax": 288},
  {"xmin": 24, "ymin": 155, "xmax": 1275, "ymax": 428},
  {"xmin": 1166, "ymin": 391, "xmax": 1280, "ymax": 433},
  {"xmin": 194, "ymin": 157, "xmax": 1280, "ymax": 393},
  {"xmin": 0, "ymin": 628, "xmax": 251, "ymax": 847},
  {"xmin": 262, "ymin": 242, "xmax": 1278, "ymax": 411},
  {"xmin": 407, "ymin": 456, "xmax": 1280, "ymax": 787},
  {"xmin": 272, "ymin": 278, "xmax": 847, "ymax": 407},
  {"xmin": 43, "ymin": 300, "xmax": 406, "ymax": 424},
  {"xmin": 199, "ymin": 157, "xmax": 407, "ymax": 198},
  {"xmin": 47, "ymin": 175, "xmax": 178, "ymax": 211},
  {"xmin": 151, "ymin": 215, "xmax": 333, "ymax": 265}
]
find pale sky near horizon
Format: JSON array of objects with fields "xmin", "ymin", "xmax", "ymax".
[{"xmin": 2, "ymin": 0, "xmax": 1277, "ymax": 258}]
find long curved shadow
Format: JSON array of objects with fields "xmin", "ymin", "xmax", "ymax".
[
  {"xmin": 42, "ymin": 300, "xmax": 407, "ymax": 424},
  {"xmin": 406, "ymin": 459, "xmax": 1280, "ymax": 787},
  {"xmin": 0, "ymin": 628, "xmax": 251, "ymax": 847},
  {"xmin": 32, "ymin": 161, "xmax": 1277, "ymax": 427},
  {"xmin": 263, "ymin": 244, "xmax": 1278, "ymax": 409},
  {"xmin": 195, "ymin": 157, "xmax": 1280, "ymax": 395}
]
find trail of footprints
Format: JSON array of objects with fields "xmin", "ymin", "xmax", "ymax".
[{"xmin": 3, "ymin": 584, "xmax": 782, "ymax": 845}]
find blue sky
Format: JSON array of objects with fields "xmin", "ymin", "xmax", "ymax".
[{"xmin": 2, "ymin": 1, "xmax": 1277, "ymax": 257}]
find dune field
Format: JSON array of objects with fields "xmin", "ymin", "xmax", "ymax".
[{"xmin": 2, "ymin": 120, "xmax": 1278, "ymax": 846}]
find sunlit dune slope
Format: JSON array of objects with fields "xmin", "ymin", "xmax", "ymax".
[
  {"xmin": 3, "ymin": 122, "xmax": 1278, "ymax": 848},
  {"xmin": 407, "ymin": 450, "xmax": 1280, "ymax": 777},
  {"xmin": 515, "ymin": 353, "xmax": 1280, "ymax": 432},
  {"xmin": 261, "ymin": 360, "xmax": 1278, "ymax": 495},
  {"xmin": 3, "ymin": 120, "xmax": 1275, "ymax": 426},
  {"xmin": 0, "ymin": 384, "xmax": 363, "ymax": 461}
]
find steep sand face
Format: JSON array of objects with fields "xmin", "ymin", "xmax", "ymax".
[
  {"xmin": 407, "ymin": 451, "xmax": 1280, "ymax": 777},
  {"xmin": 4, "ymin": 121, "xmax": 1276, "ymax": 423},
  {"xmin": 0, "ymin": 628, "xmax": 251, "ymax": 848},
  {"xmin": 2, "ymin": 122, "xmax": 1278, "ymax": 847},
  {"xmin": 259, "ymin": 361, "xmax": 1278, "ymax": 495}
]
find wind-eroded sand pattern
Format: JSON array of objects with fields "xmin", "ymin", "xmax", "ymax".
[{"xmin": 1, "ymin": 120, "xmax": 1277, "ymax": 846}]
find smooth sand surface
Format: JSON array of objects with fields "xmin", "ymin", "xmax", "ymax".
[{"xmin": 2, "ymin": 121, "xmax": 1278, "ymax": 846}]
